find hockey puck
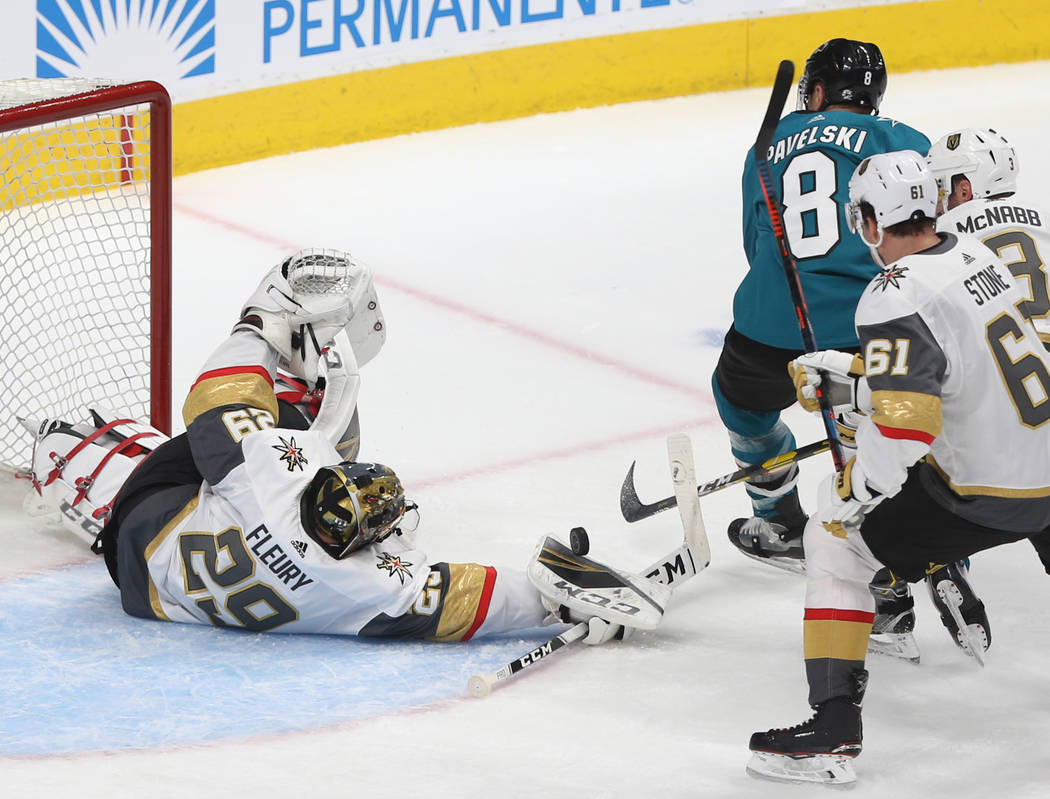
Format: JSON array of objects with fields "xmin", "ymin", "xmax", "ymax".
[{"xmin": 569, "ymin": 527, "xmax": 589, "ymax": 556}]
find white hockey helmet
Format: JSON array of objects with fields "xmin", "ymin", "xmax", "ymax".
[
  {"xmin": 926, "ymin": 128, "xmax": 1018, "ymax": 201},
  {"xmin": 846, "ymin": 150, "xmax": 937, "ymax": 237}
]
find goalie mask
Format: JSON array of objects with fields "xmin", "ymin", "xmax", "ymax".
[{"xmin": 301, "ymin": 462, "xmax": 407, "ymax": 559}]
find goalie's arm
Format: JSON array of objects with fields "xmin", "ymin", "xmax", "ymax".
[
  {"xmin": 356, "ymin": 563, "xmax": 547, "ymax": 641},
  {"xmin": 182, "ymin": 330, "xmax": 283, "ymax": 486}
]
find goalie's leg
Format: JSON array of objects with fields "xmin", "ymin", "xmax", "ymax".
[{"xmin": 21, "ymin": 414, "xmax": 167, "ymax": 546}]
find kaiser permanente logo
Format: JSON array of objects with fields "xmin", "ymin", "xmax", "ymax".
[{"xmin": 36, "ymin": 0, "xmax": 215, "ymax": 80}]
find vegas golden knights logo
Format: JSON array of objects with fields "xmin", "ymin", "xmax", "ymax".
[{"xmin": 946, "ymin": 134, "xmax": 961, "ymax": 150}]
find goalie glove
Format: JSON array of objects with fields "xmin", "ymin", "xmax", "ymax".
[
  {"xmin": 234, "ymin": 249, "xmax": 368, "ymax": 382},
  {"xmin": 817, "ymin": 457, "xmax": 883, "ymax": 538},
  {"xmin": 788, "ymin": 350, "xmax": 872, "ymax": 416},
  {"xmin": 527, "ymin": 535, "xmax": 670, "ymax": 644},
  {"xmin": 541, "ymin": 597, "xmax": 634, "ymax": 644}
]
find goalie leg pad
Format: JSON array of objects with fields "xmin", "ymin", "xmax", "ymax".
[
  {"xmin": 24, "ymin": 417, "xmax": 155, "ymax": 545},
  {"xmin": 527, "ymin": 536, "xmax": 671, "ymax": 630},
  {"xmin": 87, "ymin": 407, "xmax": 170, "ymax": 456}
]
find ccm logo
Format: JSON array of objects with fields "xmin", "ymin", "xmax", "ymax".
[
  {"xmin": 518, "ymin": 642, "xmax": 555, "ymax": 666},
  {"xmin": 553, "ymin": 581, "xmax": 641, "ymax": 616}
]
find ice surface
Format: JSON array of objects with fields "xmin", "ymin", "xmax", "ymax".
[{"xmin": 2, "ymin": 61, "xmax": 1049, "ymax": 797}]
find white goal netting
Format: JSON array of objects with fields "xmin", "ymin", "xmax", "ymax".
[{"xmin": 0, "ymin": 78, "xmax": 169, "ymax": 471}]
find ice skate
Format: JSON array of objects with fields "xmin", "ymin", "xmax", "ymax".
[
  {"xmin": 747, "ymin": 696, "xmax": 862, "ymax": 786},
  {"xmin": 868, "ymin": 567, "xmax": 920, "ymax": 663},
  {"xmin": 727, "ymin": 492, "xmax": 806, "ymax": 574},
  {"xmin": 927, "ymin": 561, "xmax": 990, "ymax": 663}
]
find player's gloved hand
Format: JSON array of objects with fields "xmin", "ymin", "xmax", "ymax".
[
  {"xmin": 582, "ymin": 616, "xmax": 632, "ymax": 645},
  {"xmin": 817, "ymin": 457, "xmax": 883, "ymax": 538},
  {"xmin": 789, "ymin": 350, "xmax": 871, "ymax": 415},
  {"xmin": 542, "ymin": 598, "xmax": 633, "ymax": 644},
  {"xmin": 234, "ymin": 249, "xmax": 358, "ymax": 382}
]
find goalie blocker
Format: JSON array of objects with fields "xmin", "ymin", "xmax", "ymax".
[{"xmin": 528, "ymin": 536, "xmax": 671, "ymax": 644}]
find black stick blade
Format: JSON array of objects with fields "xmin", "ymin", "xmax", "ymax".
[{"xmin": 620, "ymin": 461, "xmax": 678, "ymax": 523}]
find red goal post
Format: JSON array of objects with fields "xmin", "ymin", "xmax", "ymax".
[{"xmin": 0, "ymin": 79, "xmax": 171, "ymax": 471}]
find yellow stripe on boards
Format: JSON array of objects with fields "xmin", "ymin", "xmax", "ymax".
[{"xmin": 172, "ymin": 0, "xmax": 1050, "ymax": 175}]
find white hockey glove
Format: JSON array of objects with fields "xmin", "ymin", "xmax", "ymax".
[
  {"xmin": 527, "ymin": 535, "xmax": 670, "ymax": 645},
  {"xmin": 540, "ymin": 597, "xmax": 634, "ymax": 644},
  {"xmin": 234, "ymin": 249, "xmax": 368, "ymax": 383},
  {"xmin": 789, "ymin": 350, "xmax": 871, "ymax": 416},
  {"xmin": 817, "ymin": 457, "xmax": 883, "ymax": 538}
]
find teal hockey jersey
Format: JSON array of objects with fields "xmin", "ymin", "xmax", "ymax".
[{"xmin": 735, "ymin": 110, "xmax": 929, "ymax": 349}]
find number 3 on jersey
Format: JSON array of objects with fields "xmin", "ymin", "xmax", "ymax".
[{"xmin": 781, "ymin": 151, "xmax": 841, "ymax": 259}]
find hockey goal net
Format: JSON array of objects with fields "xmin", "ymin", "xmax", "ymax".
[{"xmin": 0, "ymin": 79, "xmax": 171, "ymax": 471}]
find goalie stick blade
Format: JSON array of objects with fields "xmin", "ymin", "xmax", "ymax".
[
  {"xmin": 666, "ymin": 434, "xmax": 711, "ymax": 569},
  {"xmin": 643, "ymin": 543, "xmax": 700, "ymax": 587},
  {"xmin": 746, "ymin": 751, "xmax": 857, "ymax": 786}
]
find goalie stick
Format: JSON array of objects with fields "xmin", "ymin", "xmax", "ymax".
[
  {"xmin": 468, "ymin": 621, "xmax": 590, "ymax": 697},
  {"xmin": 620, "ymin": 438, "xmax": 831, "ymax": 523},
  {"xmin": 469, "ymin": 434, "xmax": 707, "ymax": 697},
  {"xmin": 754, "ymin": 60, "xmax": 846, "ymax": 473},
  {"xmin": 643, "ymin": 432, "xmax": 711, "ymax": 583}
]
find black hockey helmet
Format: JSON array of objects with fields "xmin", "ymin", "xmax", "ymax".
[
  {"xmin": 797, "ymin": 38, "xmax": 887, "ymax": 114},
  {"xmin": 300, "ymin": 462, "xmax": 407, "ymax": 559}
]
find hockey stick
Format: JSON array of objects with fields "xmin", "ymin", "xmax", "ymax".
[
  {"xmin": 642, "ymin": 433, "xmax": 711, "ymax": 583},
  {"xmin": 469, "ymin": 435, "xmax": 707, "ymax": 697},
  {"xmin": 753, "ymin": 60, "xmax": 846, "ymax": 473},
  {"xmin": 620, "ymin": 438, "xmax": 831, "ymax": 523},
  {"xmin": 468, "ymin": 621, "xmax": 590, "ymax": 697}
]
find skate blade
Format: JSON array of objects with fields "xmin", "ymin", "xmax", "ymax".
[
  {"xmin": 737, "ymin": 549, "xmax": 806, "ymax": 575},
  {"xmin": 746, "ymin": 751, "xmax": 857, "ymax": 787},
  {"xmin": 867, "ymin": 632, "xmax": 920, "ymax": 664},
  {"xmin": 22, "ymin": 490, "xmax": 58, "ymax": 519},
  {"xmin": 936, "ymin": 580, "xmax": 986, "ymax": 666}
]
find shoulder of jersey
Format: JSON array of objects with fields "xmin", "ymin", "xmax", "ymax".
[
  {"xmin": 936, "ymin": 199, "xmax": 993, "ymax": 231},
  {"xmin": 854, "ymin": 238, "xmax": 972, "ymax": 323},
  {"xmin": 937, "ymin": 196, "xmax": 1049, "ymax": 232},
  {"xmin": 865, "ymin": 115, "xmax": 928, "ymax": 146}
]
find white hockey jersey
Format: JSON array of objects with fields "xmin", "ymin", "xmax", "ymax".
[
  {"xmin": 852, "ymin": 232, "xmax": 1050, "ymax": 532},
  {"xmin": 936, "ymin": 194, "xmax": 1050, "ymax": 347},
  {"xmin": 117, "ymin": 331, "xmax": 546, "ymax": 639}
]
